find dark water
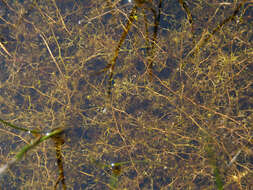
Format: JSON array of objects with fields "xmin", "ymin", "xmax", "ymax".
[{"xmin": 0, "ymin": 0, "xmax": 252, "ymax": 189}]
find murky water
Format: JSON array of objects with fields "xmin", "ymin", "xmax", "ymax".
[{"xmin": 0, "ymin": 0, "xmax": 252, "ymax": 189}]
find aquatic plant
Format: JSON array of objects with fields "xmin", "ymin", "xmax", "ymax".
[{"xmin": 0, "ymin": 0, "xmax": 252, "ymax": 189}]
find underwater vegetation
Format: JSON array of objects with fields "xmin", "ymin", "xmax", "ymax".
[{"xmin": 0, "ymin": 0, "xmax": 252, "ymax": 189}]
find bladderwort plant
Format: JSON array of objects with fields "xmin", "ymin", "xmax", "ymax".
[{"xmin": 0, "ymin": 0, "xmax": 252, "ymax": 189}]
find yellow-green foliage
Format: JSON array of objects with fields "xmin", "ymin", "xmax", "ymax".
[{"xmin": 0, "ymin": 0, "xmax": 252, "ymax": 189}]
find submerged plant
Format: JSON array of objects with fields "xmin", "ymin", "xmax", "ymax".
[
  {"xmin": 0, "ymin": 118, "xmax": 66, "ymax": 189},
  {"xmin": 0, "ymin": 0, "xmax": 252, "ymax": 189}
]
